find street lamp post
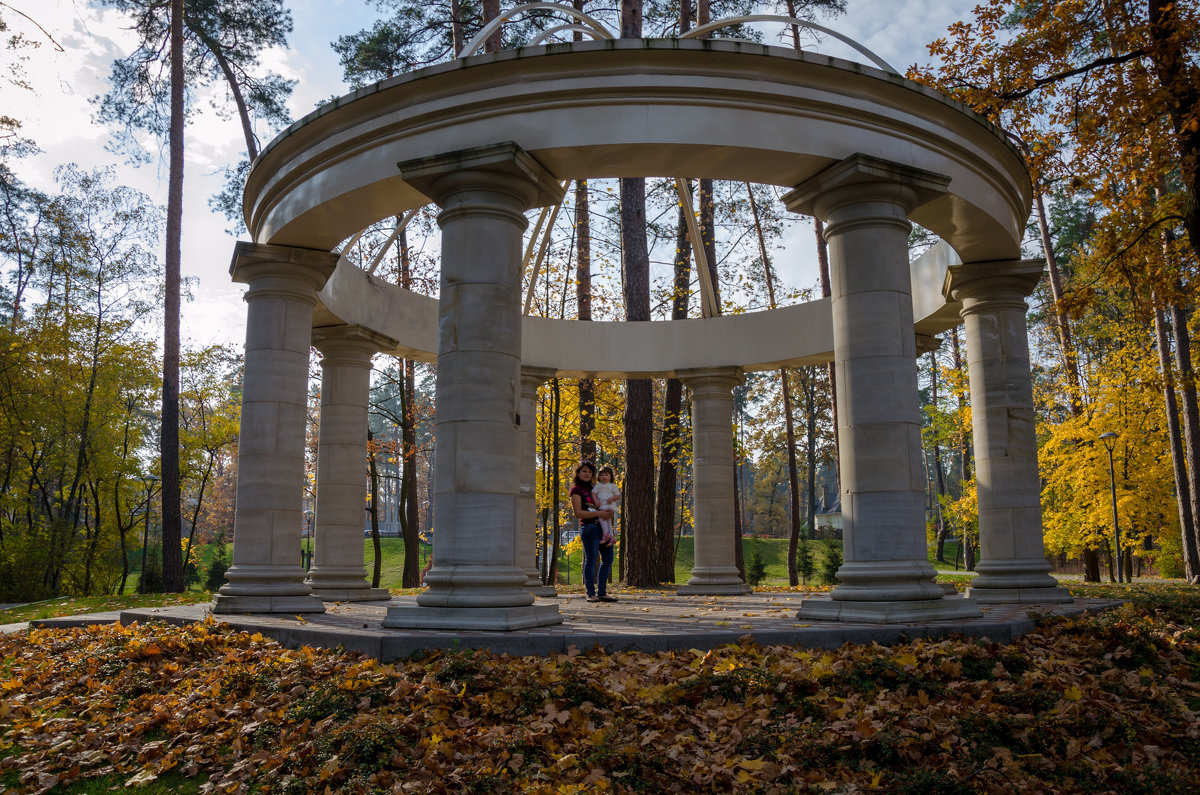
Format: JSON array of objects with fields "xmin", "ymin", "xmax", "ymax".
[
  {"xmin": 1099, "ymin": 432, "xmax": 1122, "ymax": 584},
  {"xmin": 138, "ymin": 475, "xmax": 158, "ymax": 594}
]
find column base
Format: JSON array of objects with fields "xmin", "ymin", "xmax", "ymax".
[
  {"xmin": 831, "ymin": 560, "xmax": 947, "ymax": 601},
  {"xmin": 309, "ymin": 586, "xmax": 391, "ymax": 603},
  {"xmin": 382, "ymin": 603, "xmax": 562, "ymax": 631},
  {"xmin": 796, "ymin": 594, "xmax": 982, "ymax": 624},
  {"xmin": 678, "ymin": 566, "xmax": 750, "ymax": 595},
  {"xmin": 211, "ymin": 593, "xmax": 326, "ymax": 614},
  {"xmin": 418, "ymin": 564, "xmax": 536, "ymax": 608},
  {"xmin": 966, "ymin": 585, "xmax": 1073, "ymax": 604},
  {"xmin": 969, "ymin": 558, "xmax": 1064, "ymax": 590},
  {"xmin": 677, "ymin": 582, "xmax": 752, "ymax": 595},
  {"xmin": 524, "ymin": 571, "xmax": 557, "ymax": 597}
]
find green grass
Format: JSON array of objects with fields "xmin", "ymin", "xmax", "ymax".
[
  {"xmin": 930, "ymin": 539, "xmax": 968, "ymax": 572},
  {"xmin": 0, "ymin": 592, "xmax": 212, "ymax": 624},
  {"xmin": 51, "ymin": 770, "xmax": 204, "ymax": 794}
]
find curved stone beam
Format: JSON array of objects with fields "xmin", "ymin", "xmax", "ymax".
[
  {"xmin": 314, "ymin": 258, "xmax": 834, "ymax": 377},
  {"xmin": 246, "ymin": 40, "xmax": 1030, "ymax": 265}
]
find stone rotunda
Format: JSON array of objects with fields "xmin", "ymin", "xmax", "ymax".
[{"xmin": 211, "ymin": 29, "xmax": 1072, "ymax": 630}]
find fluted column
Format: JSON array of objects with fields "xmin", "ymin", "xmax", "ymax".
[
  {"xmin": 945, "ymin": 261, "xmax": 1072, "ymax": 603},
  {"xmin": 384, "ymin": 142, "xmax": 564, "ymax": 630},
  {"xmin": 678, "ymin": 367, "xmax": 751, "ymax": 595},
  {"xmin": 213, "ymin": 243, "xmax": 337, "ymax": 614},
  {"xmin": 520, "ymin": 366, "xmax": 558, "ymax": 596},
  {"xmin": 784, "ymin": 154, "xmax": 981, "ymax": 623},
  {"xmin": 306, "ymin": 325, "xmax": 397, "ymax": 602}
]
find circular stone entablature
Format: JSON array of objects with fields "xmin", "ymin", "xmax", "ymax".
[{"xmin": 246, "ymin": 39, "xmax": 1031, "ymax": 378}]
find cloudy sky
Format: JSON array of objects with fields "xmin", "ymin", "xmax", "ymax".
[{"xmin": 5, "ymin": 0, "xmax": 981, "ymax": 347}]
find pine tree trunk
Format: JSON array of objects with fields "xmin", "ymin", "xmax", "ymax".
[
  {"xmin": 1153, "ymin": 299, "xmax": 1199, "ymax": 580},
  {"xmin": 815, "ymin": 218, "xmax": 838, "ymax": 490},
  {"xmin": 160, "ymin": 0, "xmax": 185, "ymax": 593},
  {"xmin": 620, "ymin": 174, "xmax": 657, "ymax": 586},
  {"xmin": 784, "ymin": 369, "xmax": 801, "ymax": 587},
  {"xmin": 450, "ymin": 0, "xmax": 464, "ymax": 55},
  {"xmin": 1148, "ymin": 0, "xmax": 1200, "ymax": 262},
  {"xmin": 551, "ymin": 378, "xmax": 562, "ymax": 583},
  {"xmin": 399, "ymin": 227, "xmax": 420, "ymax": 588},
  {"xmin": 734, "ymin": 466, "xmax": 744, "ymax": 580},
  {"xmin": 482, "ymin": 0, "xmax": 502, "ymax": 52},
  {"xmin": 930, "ymin": 351, "xmax": 949, "ymax": 562},
  {"xmin": 951, "ymin": 331, "xmax": 976, "ymax": 571},
  {"xmin": 699, "ymin": 179, "xmax": 719, "ymax": 310},
  {"xmin": 576, "ymin": 178, "xmax": 595, "ymax": 461},
  {"xmin": 654, "ymin": 188, "xmax": 692, "ymax": 583},
  {"xmin": 367, "ymin": 430, "xmax": 382, "ymax": 588},
  {"xmin": 1171, "ymin": 300, "xmax": 1200, "ymax": 584},
  {"xmin": 805, "ymin": 376, "xmax": 817, "ymax": 543}
]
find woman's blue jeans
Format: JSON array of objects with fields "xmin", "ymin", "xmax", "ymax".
[{"xmin": 581, "ymin": 522, "xmax": 613, "ymax": 597}]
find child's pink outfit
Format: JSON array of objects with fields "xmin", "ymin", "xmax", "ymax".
[{"xmin": 592, "ymin": 481, "xmax": 620, "ymax": 546}]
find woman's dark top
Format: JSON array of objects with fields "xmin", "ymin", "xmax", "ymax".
[{"xmin": 570, "ymin": 483, "xmax": 600, "ymax": 529}]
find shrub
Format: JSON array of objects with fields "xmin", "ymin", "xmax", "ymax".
[
  {"xmin": 1155, "ymin": 531, "xmax": 1185, "ymax": 579},
  {"xmin": 818, "ymin": 542, "xmax": 842, "ymax": 585},
  {"xmin": 746, "ymin": 552, "xmax": 767, "ymax": 586},
  {"xmin": 206, "ymin": 559, "xmax": 229, "ymax": 592}
]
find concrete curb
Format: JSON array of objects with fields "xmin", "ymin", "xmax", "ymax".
[{"xmin": 94, "ymin": 594, "xmax": 1119, "ymax": 662}]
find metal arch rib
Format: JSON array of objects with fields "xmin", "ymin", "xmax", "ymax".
[
  {"xmin": 530, "ymin": 24, "xmax": 609, "ymax": 46},
  {"xmin": 459, "ymin": 3, "xmax": 614, "ymax": 58},
  {"xmin": 681, "ymin": 15, "xmax": 899, "ymax": 74}
]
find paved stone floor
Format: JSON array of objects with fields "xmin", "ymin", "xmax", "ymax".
[{"xmin": 12, "ymin": 591, "xmax": 1120, "ymax": 661}]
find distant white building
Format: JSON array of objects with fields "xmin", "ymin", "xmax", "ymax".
[{"xmin": 814, "ymin": 489, "xmax": 842, "ymax": 540}]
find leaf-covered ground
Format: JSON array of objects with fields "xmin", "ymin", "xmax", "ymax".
[{"xmin": 2, "ymin": 584, "xmax": 1198, "ymax": 794}]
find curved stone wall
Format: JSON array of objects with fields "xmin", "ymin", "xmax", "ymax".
[{"xmin": 246, "ymin": 39, "xmax": 1029, "ymax": 264}]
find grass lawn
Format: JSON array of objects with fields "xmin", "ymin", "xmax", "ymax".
[
  {"xmin": 0, "ymin": 592, "xmax": 212, "ymax": 625},
  {"xmin": 2, "ymin": 582, "xmax": 1197, "ymax": 794}
]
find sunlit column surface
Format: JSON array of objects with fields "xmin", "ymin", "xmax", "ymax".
[
  {"xmin": 307, "ymin": 324, "xmax": 397, "ymax": 602},
  {"xmin": 785, "ymin": 154, "xmax": 982, "ymax": 623},
  {"xmin": 213, "ymin": 243, "xmax": 337, "ymax": 614},
  {"xmin": 945, "ymin": 261, "xmax": 1072, "ymax": 603},
  {"xmin": 383, "ymin": 143, "xmax": 564, "ymax": 630},
  {"xmin": 677, "ymin": 367, "xmax": 751, "ymax": 595},
  {"xmin": 520, "ymin": 366, "xmax": 559, "ymax": 596}
]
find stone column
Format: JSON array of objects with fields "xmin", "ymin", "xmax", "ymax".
[
  {"xmin": 213, "ymin": 243, "xmax": 337, "ymax": 614},
  {"xmin": 945, "ymin": 261, "xmax": 1072, "ymax": 603},
  {"xmin": 678, "ymin": 368, "xmax": 751, "ymax": 595},
  {"xmin": 520, "ymin": 366, "xmax": 559, "ymax": 597},
  {"xmin": 306, "ymin": 324, "xmax": 397, "ymax": 602},
  {"xmin": 384, "ymin": 142, "xmax": 564, "ymax": 630},
  {"xmin": 784, "ymin": 154, "xmax": 981, "ymax": 623}
]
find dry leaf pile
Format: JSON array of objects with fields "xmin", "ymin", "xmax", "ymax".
[{"xmin": 2, "ymin": 584, "xmax": 1198, "ymax": 794}]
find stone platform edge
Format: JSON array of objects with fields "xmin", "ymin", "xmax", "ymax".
[{"xmin": 56, "ymin": 599, "xmax": 1123, "ymax": 662}]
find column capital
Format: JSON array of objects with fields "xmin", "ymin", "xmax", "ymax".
[
  {"xmin": 943, "ymin": 259, "xmax": 1044, "ymax": 306},
  {"xmin": 230, "ymin": 242, "xmax": 339, "ymax": 296},
  {"xmin": 782, "ymin": 154, "xmax": 951, "ymax": 221},
  {"xmin": 398, "ymin": 142, "xmax": 564, "ymax": 210},
  {"xmin": 520, "ymin": 365, "xmax": 559, "ymax": 390},
  {"xmin": 915, "ymin": 334, "xmax": 942, "ymax": 356},
  {"xmin": 678, "ymin": 366, "xmax": 745, "ymax": 395},
  {"xmin": 312, "ymin": 324, "xmax": 398, "ymax": 362}
]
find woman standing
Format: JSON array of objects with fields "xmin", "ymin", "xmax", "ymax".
[{"xmin": 569, "ymin": 461, "xmax": 617, "ymax": 603}]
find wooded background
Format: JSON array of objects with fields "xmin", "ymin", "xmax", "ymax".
[{"xmin": 1, "ymin": 0, "xmax": 1197, "ymax": 601}]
